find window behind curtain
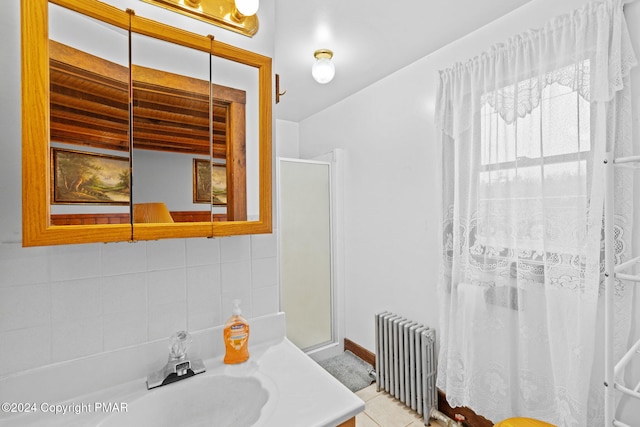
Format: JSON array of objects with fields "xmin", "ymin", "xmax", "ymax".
[{"xmin": 474, "ymin": 61, "xmax": 592, "ymax": 272}]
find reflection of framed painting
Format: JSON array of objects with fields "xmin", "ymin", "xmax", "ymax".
[
  {"xmin": 193, "ymin": 158, "xmax": 227, "ymax": 205},
  {"xmin": 51, "ymin": 148, "xmax": 130, "ymax": 204}
]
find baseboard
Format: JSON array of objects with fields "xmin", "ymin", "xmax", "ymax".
[
  {"xmin": 343, "ymin": 338, "xmax": 493, "ymax": 427},
  {"xmin": 437, "ymin": 390, "xmax": 493, "ymax": 427},
  {"xmin": 344, "ymin": 338, "xmax": 375, "ymax": 366}
]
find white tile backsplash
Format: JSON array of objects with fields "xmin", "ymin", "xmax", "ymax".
[
  {"xmin": 148, "ymin": 301, "xmax": 187, "ymax": 341},
  {"xmin": 103, "ymin": 310, "xmax": 147, "ymax": 351},
  {"xmin": 52, "ymin": 317, "xmax": 103, "ymax": 363},
  {"xmin": 187, "ymin": 264, "xmax": 222, "ymax": 330},
  {"xmin": 147, "ymin": 268, "xmax": 186, "ymax": 307},
  {"xmin": 251, "ymin": 256, "xmax": 278, "ymax": 289},
  {"xmin": 51, "ymin": 278, "xmax": 102, "ymax": 322},
  {"xmin": 101, "ymin": 241, "xmax": 147, "ymax": 275},
  {"xmin": 186, "ymin": 237, "xmax": 220, "ymax": 266},
  {"xmin": 146, "ymin": 239, "xmax": 186, "ymax": 271},
  {"xmin": 187, "ymin": 264, "xmax": 222, "ymax": 312},
  {"xmin": 49, "ymin": 243, "xmax": 102, "ymax": 282},
  {"xmin": 0, "ymin": 243, "xmax": 49, "ymax": 287},
  {"xmin": 251, "ymin": 233, "xmax": 278, "ymax": 259},
  {"xmin": 188, "ymin": 308, "xmax": 218, "ymax": 332},
  {"xmin": 220, "ymin": 235, "xmax": 251, "ymax": 262},
  {"xmin": 0, "ymin": 283, "xmax": 50, "ymax": 332},
  {"xmin": 101, "ymin": 272, "xmax": 147, "ymax": 315},
  {"xmin": 0, "ymin": 326, "xmax": 51, "ymax": 375},
  {"xmin": 252, "ymin": 285, "xmax": 279, "ymax": 318},
  {"xmin": 0, "ymin": 232, "xmax": 278, "ymax": 378},
  {"xmin": 221, "ymin": 260, "xmax": 252, "ymax": 293}
]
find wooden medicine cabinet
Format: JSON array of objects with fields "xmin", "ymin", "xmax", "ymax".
[{"xmin": 21, "ymin": 0, "xmax": 272, "ymax": 246}]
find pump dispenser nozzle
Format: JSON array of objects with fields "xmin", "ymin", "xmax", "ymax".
[{"xmin": 232, "ymin": 299, "xmax": 242, "ymax": 316}]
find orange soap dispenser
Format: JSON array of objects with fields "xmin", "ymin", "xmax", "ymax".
[{"xmin": 223, "ymin": 299, "xmax": 250, "ymax": 364}]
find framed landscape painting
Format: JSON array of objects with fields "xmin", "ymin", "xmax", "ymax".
[
  {"xmin": 193, "ymin": 159, "xmax": 227, "ymax": 205},
  {"xmin": 51, "ymin": 148, "xmax": 130, "ymax": 204}
]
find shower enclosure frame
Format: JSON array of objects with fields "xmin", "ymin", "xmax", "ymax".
[{"xmin": 277, "ymin": 153, "xmax": 345, "ymax": 360}]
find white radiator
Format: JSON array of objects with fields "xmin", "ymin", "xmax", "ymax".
[{"xmin": 375, "ymin": 311, "xmax": 437, "ymax": 424}]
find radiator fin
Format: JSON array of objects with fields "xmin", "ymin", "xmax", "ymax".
[{"xmin": 375, "ymin": 311, "xmax": 436, "ymax": 425}]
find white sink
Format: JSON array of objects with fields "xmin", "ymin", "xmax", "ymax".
[
  {"xmin": 0, "ymin": 314, "xmax": 364, "ymax": 427},
  {"xmin": 98, "ymin": 374, "xmax": 269, "ymax": 427}
]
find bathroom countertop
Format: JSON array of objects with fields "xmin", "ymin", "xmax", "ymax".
[
  {"xmin": 0, "ymin": 313, "xmax": 364, "ymax": 427},
  {"xmin": 256, "ymin": 338, "xmax": 364, "ymax": 426}
]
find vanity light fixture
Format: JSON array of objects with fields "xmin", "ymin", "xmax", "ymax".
[
  {"xmin": 141, "ymin": 0, "xmax": 259, "ymax": 37},
  {"xmin": 312, "ymin": 49, "xmax": 335, "ymax": 84},
  {"xmin": 234, "ymin": 0, "xmax": 259, "ymax": 16}
]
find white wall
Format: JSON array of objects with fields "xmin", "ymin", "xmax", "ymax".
[
  {"xmin": 276, "ymin": 119, "xmax": 300, "ymax": 159},
  {"xmin": 0, "ymin": 0, "xmax": 278, "ymax": 378},
  {"xmin": 299, "ymin": 0, "xmax": 640, "ymax": 422}
]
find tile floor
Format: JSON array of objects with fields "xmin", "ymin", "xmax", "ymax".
[{"xmin": 355, "ymin": 384, "xmax": 446, "ymax": 427}]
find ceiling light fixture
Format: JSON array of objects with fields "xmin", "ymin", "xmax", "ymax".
[
  {"xmin": 312, "ymin": 49, "xmax": 335, "ymax": 84},
  {"xmin": 141, "ymin": 0, "xmax": 259, "ymax": 37}
]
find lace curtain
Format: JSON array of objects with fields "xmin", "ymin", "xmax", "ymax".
[{"xmin": 435, "ymin": 1, "xmax": 636, "ymax": 425}]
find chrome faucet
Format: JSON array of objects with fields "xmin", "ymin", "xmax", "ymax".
[{"xmin": 146, "ymin": 331, "xmax": 206, "ymax": 390}]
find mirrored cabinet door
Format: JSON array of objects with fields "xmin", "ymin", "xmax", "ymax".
[
  {"xmin": 22, "ymin": 0, "xmax": 133, "ymax": 245},
  {"xmin": 130, "ymin": 28, "xmax": 214, "ymax": 240},
  {"xmin": 49, "ymin": 3, "xmax": 131, "ymax": 228},
  {"xmin": 209, "ymin": 54, "xmax": 258, "ymax": 222},
  {"xmin": 209, "ymin": 41, "xmax": 272, "ymax": 236}
]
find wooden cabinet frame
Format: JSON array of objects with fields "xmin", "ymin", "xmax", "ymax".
[{"xmin": 21, "ymin": 0, "xmax": 272, "ymax": 246}]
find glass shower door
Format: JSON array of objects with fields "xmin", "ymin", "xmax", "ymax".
[{"xmin": 278, "ymin": 158, "xmax": 333, "ymax": 351}]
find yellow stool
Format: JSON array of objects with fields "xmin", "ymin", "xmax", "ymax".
[{"xmin": 494, "ymin": 418, "xmax": 556, "ymax": 427}]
